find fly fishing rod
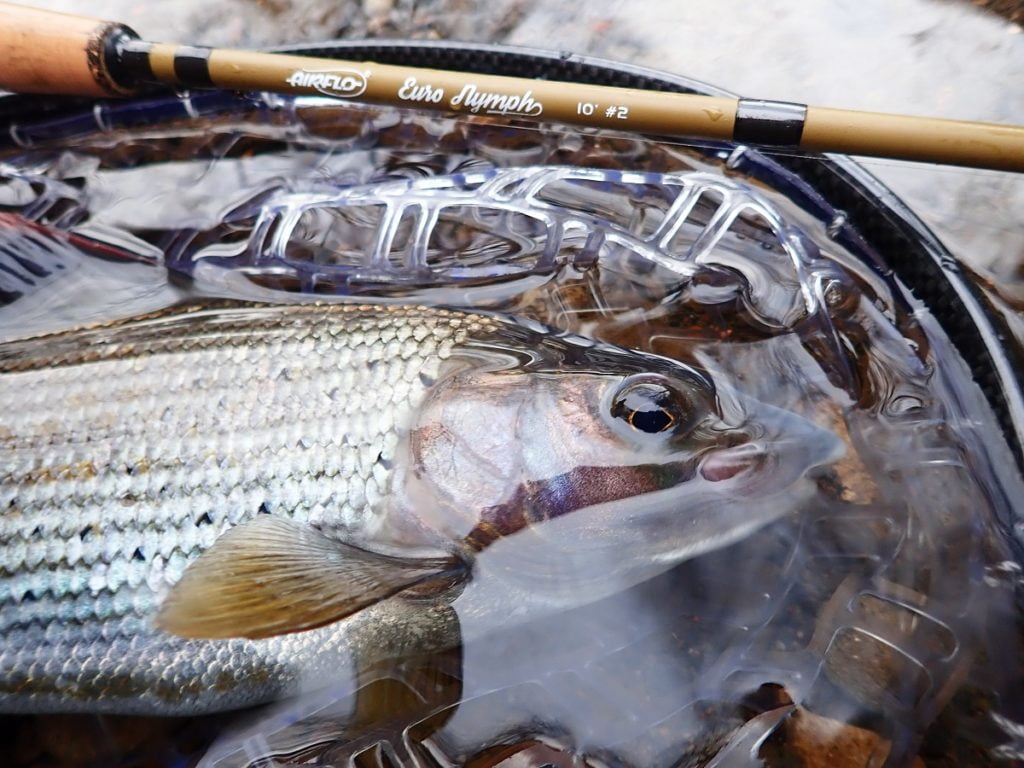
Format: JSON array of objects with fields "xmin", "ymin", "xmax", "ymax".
[{"xmin": 2, "ymin": 1, "xmax": 1023, "ymax": 172}]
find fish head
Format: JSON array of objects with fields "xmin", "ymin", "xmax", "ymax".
[{"xmin": 390, "ymin": 326, "xmax": 845, "ymax": 593}]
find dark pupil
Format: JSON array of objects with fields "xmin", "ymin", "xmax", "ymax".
[
  {"xmin": 631, "ymin": 407, "xmax": 674, "ymax": 433},
  {"xmin": 612, "ymin": 383, "xmax": 679, "ymax": 434}
]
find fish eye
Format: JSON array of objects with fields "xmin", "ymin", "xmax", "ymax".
[{"xmin": 610, "ymin": 378, "xmax": 690, "ymax": 435}]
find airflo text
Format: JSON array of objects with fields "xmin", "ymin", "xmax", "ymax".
[{"xmin": 397, "ymin": 77, "xmax": 544, "ymax": 117}]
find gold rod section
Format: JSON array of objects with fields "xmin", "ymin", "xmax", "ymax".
[
  {"xmin": 0, "ymin": 1, "xmax": 1022, "ymax": 172},
  {"xmin": 801, "ymin": 107, "xmax": 1024, "ymax": 171},
  {"xmin": 207, "ymin": 49, "xmax": 740, "ymax": 139},
  {"xmin": 147, "ymin": 42, "xmax": 178, "ymax": 85},
  {"xmin": 207, "ymin": 50, "xmax": 1024, "ymax": 172}
]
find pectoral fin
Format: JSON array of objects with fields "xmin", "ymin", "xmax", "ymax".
[{"xmin": 156, "ymin": 517, "xmax": 464, "ymax": 640}]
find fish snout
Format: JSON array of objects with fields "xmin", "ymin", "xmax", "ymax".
[
  {"xmin": 700, "ymin": 402, "xmax": 846, "ymax": 492},
  {"xmin": 699, "ymin": 442, "xmax": 768, "ymax": 482}
]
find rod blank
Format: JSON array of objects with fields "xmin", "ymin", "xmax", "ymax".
[{"xmin": 1, "ymin": 1, "xmax": 1023, "ymax": 173}]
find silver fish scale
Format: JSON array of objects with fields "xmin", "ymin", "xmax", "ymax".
[{"xmin": 0, "ymin": 303, "xmax": 493, "ymax": 713}]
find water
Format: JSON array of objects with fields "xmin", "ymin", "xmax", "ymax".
[{"xmin": 1, "ymin": 92, "xmax": 1022, "ymax": 767}]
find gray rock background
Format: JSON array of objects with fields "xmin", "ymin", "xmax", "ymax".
[{"xmin": 25, "ymin": 0, "xmax": 1024, "ymax": 288}]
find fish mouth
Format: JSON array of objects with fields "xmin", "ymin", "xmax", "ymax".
[
  {"xmin": 697, "ymin": 403, "xmax": 847, "ymax": 491},
  {"xmin": 698, "ymin": 442, "xmax": 769, "ymax": 483}
]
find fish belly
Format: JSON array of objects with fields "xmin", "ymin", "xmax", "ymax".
[{"xmin": 0, "ymin": 304, "xmax": 479, "ymax": 713}]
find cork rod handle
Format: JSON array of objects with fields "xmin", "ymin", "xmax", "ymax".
[{"xmin": 0, "ymin": 2, "xmax": 135, "ymax": 96}]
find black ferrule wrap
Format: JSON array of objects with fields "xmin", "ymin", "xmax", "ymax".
[
  {"xmin": 110, "ymin": 37, "xmax": 155, "ymax": 89},
  {"xmin": 174, "ymin": 46, "xmax": 214, "ymax": 87},
  {"xmin": 733, "ymin": 99, "xmax": 807, "ymax": 147},
  {"xmin": 98, "ymin": 24, "xmax": 144, "ymax": 93}
]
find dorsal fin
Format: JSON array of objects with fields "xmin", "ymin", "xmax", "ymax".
[{"xmin": 156, "ymin": 517, "xmax": 464, "ymax": 640}]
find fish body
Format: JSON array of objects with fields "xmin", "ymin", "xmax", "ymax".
[{"xmin": 0, "ymin": 303, "xmax": 841, "ymax": 714}]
